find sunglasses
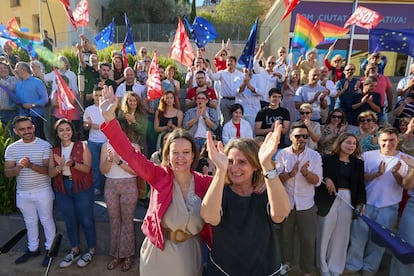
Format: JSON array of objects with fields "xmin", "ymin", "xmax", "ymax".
[
  {"xmin": 268, "ymin": 62, "xmax": 276, "ymax": 65},
  {"xmin": 331, "ymin": 115, "xmax": 343, "ymax": 119},
  {"xmin": 300, "ymin": 111, "xmax": 311, "ymax": 115},
  {"xmin": 334, "ymin": 60, "xmax": 341, "ymax": 63},
  {"xmin": 345, "ymin": 69, "xmax": 355, "ymax": 72},
  {"xmin": 360, "ymin": 118, "xmax": 373, "ymax": 123},
  {"xmin": 294, "ymin": 134, "xmax": 309, "ymax": 139}
]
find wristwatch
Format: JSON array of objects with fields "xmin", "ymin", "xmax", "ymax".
[{"xmin": 263, "ymin": 168, "xmax": 278, "ymax": 180}]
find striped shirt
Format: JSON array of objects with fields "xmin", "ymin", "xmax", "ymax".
[{"xmin": 5, "ymin": 137, "xmax": 51, "ymax": 192}]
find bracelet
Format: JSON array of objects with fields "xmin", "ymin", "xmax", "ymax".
[
  {"xmin": 70, "ymin": 162, "xmax": 76, "ymax": 168},
  {"xmin": 55, "ymin": 166, "xmax": 61, "ymax": 173},
  {"xmin": 117, "ymin": 160, "xmax": 123, "ymax": 166}
]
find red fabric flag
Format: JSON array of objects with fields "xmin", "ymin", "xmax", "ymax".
[
  {"xmin": 146, "ymin": 51, "xmax": 163, "ymax": 101},
  {"xmin": 280, "ymin": 0, "xmax": 301, "ymax": 23},
  {"xmin": 121, "ymin": 44, "xmax": 129, "ymax": 68},
  {"xmin": 73, "ymin": 0, "xmax": 89, "ymax": 27},
  {"xmin": 344, "ymin": 5, "xmax": 383, "ymax": 30},
  {"xmin": 169, "ymin": 17, "xmax": 195, "ymax": 67},
  {"xmin": 54, "ymin": 68, "xmax": 77, "ymax": 121},
  {"xmin": 59, "ymin": 0, "xmax": 78, "ymax": 31}
]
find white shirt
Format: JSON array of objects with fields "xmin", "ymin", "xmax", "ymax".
[
  {"xmin": 104, "ymin": 143, "xmax": 135, "ymax": 179},
  {"xmin": 363, "ymin": 150, "xmax": 408, "ymax": 208},
  {"xmin": 295, "ymin": 84, "xmax": 330, "ymax": 120},
  {"xmin": 207, "ymin": 69, "xmax": 244, "ymax": 98},
  {"xmin": 115, "ymin": 82, "xmax": 146, "ymax": 100},
  {"xmin": 222, "ymin": 118, "xmax": 253, "ymax": 145},
  {"xmin": 83, "ymin": 105, "xmax": 107, "ymax": 143},
  {"xmin": 275, "ymin": 146, "xmax": 322, "ymax": 211},
  {"xmin": 236, "ymin": 74, "xmax": 262, "ymax": 116},
  {"xmin": 45, "ymin": 69, "xmax": 78, "ymax": 93}
]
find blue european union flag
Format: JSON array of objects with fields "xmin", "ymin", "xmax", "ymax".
[
  {"xmin": 94, "ymin": 19, "xmax": 114, "ymax": 50},
  {"xmin": 238, "ymin": 17, "xmax": 258, "ymax": 70},
  {"xmin": 192, "ymin": 17, "xmax": 218, "ymax": 48},
  {"xmin": 124, "ymin": 14, "xmax": 136, "ymax": 56},
  {"xmin": 369, "ymin": 28, "xmax": 414, "ymax": 58}
]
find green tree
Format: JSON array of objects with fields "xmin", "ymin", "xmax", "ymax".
[
  {"xmin": 105, "ymin": 0, "xmax": 190, "ymax": 24},
  {"xmin": 215, "ymin": 0, "xmax": 266, "ymax": 26}
]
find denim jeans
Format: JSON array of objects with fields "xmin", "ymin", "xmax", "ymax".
[
  {"xmin": 390, "ymin": 197, "xmax": 414, "ymax": 276},
  {"xmin": 345, "ymin": 203, "xmax": 398, "ymax": 273},
  {"xmin": 55, "ymin": 178, "xmax": 96, "ymax": 249},
  {"xmin": 88, "ymin": 140, "xmax": 104, "ymax": 191}
]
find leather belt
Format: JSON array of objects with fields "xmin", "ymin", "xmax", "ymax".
[
  {"xmin": 62, "ymin": 175, "xmax": 73, "ymax": 180},
  {"xmin": 162, "ymin": 227, "xmax": 194, "ymax": 243},
  {"xmin": 222, "ymin": 96, "xmax": 235, "ymax": 100}
]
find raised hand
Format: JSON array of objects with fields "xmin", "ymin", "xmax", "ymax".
[
  {"xmin": 401, "ymin": 155, "xmax": 414, "ymax": 169},
  {"xmin": 207, "ymin": 131, "xmax": 227, "ymax": 171},
  {"xmin": 99, "ymin": 85, "xmax": 118, "ymax": 123},
  {"xmin": 258, "ymin": 121, "xmax": 282, "ymax": 169}
]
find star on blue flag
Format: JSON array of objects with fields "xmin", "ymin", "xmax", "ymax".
[
  {"xmin": 191, "ymin": 17, "xmax": 218, "ymax": 48},
  {"xmin": 94, "ymin": 19, "xmax": 114, "ymax": 50},
  {"xmin": 369, "ymin": 28, "xmax": 414, "ymax": 58},
  {"xmin": 238, "ymin": 17, "xmax": 258, "ymax": 70},
  {"xmin": 124, "ymin": 14, "xmax": 136, "ymax": 56}
]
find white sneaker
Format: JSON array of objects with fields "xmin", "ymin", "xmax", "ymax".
[
  {"xmin": 77, "ymin": 251, "xmax": 94, "ymax": 267},
  {"xmin": 279, "ymin": 263, "xmax": 291, "ymax": 275},
  {"xmin": 59, "ymin": 251, "xmax": 80, "ymax": 268}
]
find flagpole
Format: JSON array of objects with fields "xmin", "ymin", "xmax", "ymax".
[
  {"xmin": 346, "ymin": 0, "xmax": 359, "ymax": 64},
  {"xmin": 264, "ymin": 22, "xmax": 281, "ymax": 44}
]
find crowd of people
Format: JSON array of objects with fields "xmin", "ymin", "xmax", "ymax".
[{"xmin": 2, "ymin": 33, "xmax": 414, "ymax": 275}]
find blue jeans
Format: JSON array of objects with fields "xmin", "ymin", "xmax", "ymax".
[
  {"xmin": 390, "ymin": 197, "xmax": 414, "ymax": 276},
  {"xmin": 345, "ymin": 203, "xmax": 398, "ymax": 273},
  {"xmin": 88, "ymin": 140, "xmax": 104, "ymax": 191},
  {"xmin": 55, "ymin": 178, "xmax": 96, "ymax": 249}
]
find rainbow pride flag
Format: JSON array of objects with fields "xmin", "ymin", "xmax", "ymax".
[
  {"xmin": 316, "ymin": 20, "xmax": 349, "ymax": 44},
  {"xmin": 292, "ymin": 14, "xmax": 324, "ymax": 53}
]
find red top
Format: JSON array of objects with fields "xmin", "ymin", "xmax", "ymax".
[
  {"xmin": 186, "ymin": 86, "xmax": 218, "ymax": 101},
  {"xmin": 214, "ymin": 57, "xmax": 226, "ymax": 72},
  {"xmin": 52, "ymin": 141, "xmax": 93, "ymax": 194},
  {"xmin": 101, "ymin": 119, "xmax": 213, "ymax": 250},
  {"xmin": 234, "ymin": 122, "xmax": 241, "ymax": 138}
]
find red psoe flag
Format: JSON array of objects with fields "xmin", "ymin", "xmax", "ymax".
[
  {"xmin": 54, "ymin": 68, "xmax": 77, "ymax": 121},
  {"xmin": 146, "ymin": 51, "xmax": 163, "ymax": 101},
  {"xmin": 169, "ymin": 17, "xmax": 195, "ymax": 67},
  {"xmin": 280, "ymin": 0, "xmax": 301, "ymax": 23},
  {"xmin": 59, "ymin": 0, "xmax": 78, "ymax": 31},
  {"xmin": 344, "ymin": 5, "xmax": 383, "ymax": 30},
  {"xmin": 121, "ymin": 44, "xmax": 129, "ymax": 68},
  {"xmin": 73, "ymin": 0, "xmax": 89, "ymax": 27}
]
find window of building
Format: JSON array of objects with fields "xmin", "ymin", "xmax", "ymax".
[
  {"xmin": 32, "ymin": 14, "xmax": 40, "ymax": 33},
  {"xmin": 10, "ymin": 0, "xmax": 20, "ymax": 7}
]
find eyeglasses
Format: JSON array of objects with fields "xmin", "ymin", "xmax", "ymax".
[
  {"xmin": 331, "ymin": 115, "xmax": 343, "ymax": 119},
  {"xmin": 144, "ymin": 60, "xmax": 151, "ymax": 63},
  {"xmin": 360, "ymin": 118, "xmax": 373, "ymax": 123},
  {"xmin": 294, "ymin": 134, "xmax": 309, "ymax": 139},
  {"xmin": 268, "ymin": 61, "xmax": 276, "ymax": 65},
  {"xmin": 300, "ymin": 111, "xmax": 311, "ymax": 115},
  {"xmin": 345, "ymin": 68, "xmax": 355, "ymax": 72},
  {"xmin": 334, "ymin": 60, "xmax": 341, "ymax": 63}
]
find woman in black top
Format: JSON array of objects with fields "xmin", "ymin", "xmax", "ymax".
[{"xmin": 315, "ymin": 133, "xmax": 366, "ymax": 276}]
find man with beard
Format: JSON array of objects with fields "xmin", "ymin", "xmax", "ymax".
[
  {"xmin": 275, "ymin": 122, "xmax": 322, "ymax": 276},
  {"xmin": 4, "ymin": 116, "xmax": 56, "ymax": 266},
  {"xmin": 95, "ymin": 62, "xmax": 117, "ymax": 92},
  {"xmin": 345, "ymin": 127, "xmax": 414, "ymax": 275}
]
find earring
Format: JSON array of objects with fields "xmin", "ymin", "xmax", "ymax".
[{"xmin": 252, "ymin": 171, "xmax": 258, "ymax": 184}]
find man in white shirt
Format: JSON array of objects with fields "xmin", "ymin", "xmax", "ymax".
[
  {"xmin": 83, "ymin": 87, "xmax": 107, "ymax": 196},
  {"xmin": 207, "ymin": 56, "xmax": 244, "ymax": 124},
  {"xmin": 115, "ymin": 67, "xmax": 146, "ymax": 103},
  {"xmin": 4, "ymin": 116, "xmax": 56, "ymax": 266},
  {"xmin": 276, "ymin": 122, "xmax": 322, "ymax": 276},
  {"xmin": 345, "ymin": 127, "xmax": 414, "ymax": 275}
]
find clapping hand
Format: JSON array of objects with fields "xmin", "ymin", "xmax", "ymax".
[
  {"xmin": 99, "ymin": 85, "xmax": 118, "ymax": 123},
  {"xmin": 258, "ymin": 121, "xmax": 282, "ymax": 169}
]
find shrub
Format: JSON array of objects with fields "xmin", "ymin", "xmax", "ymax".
[{"xmin": 0, "ymin": 121, "xmax": 17, "ymax": 214}]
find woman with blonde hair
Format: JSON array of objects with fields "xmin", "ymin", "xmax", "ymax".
[
  {"xmin": 163, "ymin": 65, "xmax": 181, "ymax": 109},
  {"xmin": 354, "ymin": 110, "xmax": 379, "ymax": 152},
  {"xmin": 118, "ymin": 92, "xmax": 148, "ymax": 156},
  {"xmin": 324, "ymin": 44, "xmax": 344, "ymax": 83}
]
